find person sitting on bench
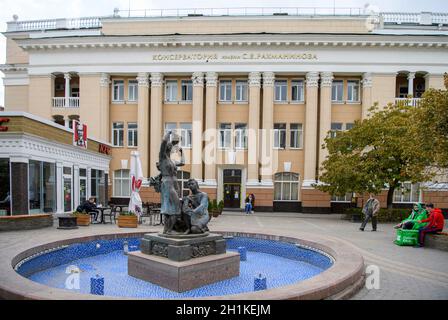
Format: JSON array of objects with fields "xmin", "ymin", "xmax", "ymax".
[
  {"xmin": 414, "ymin": 203, "xmax": 445, "ymax": 248},
  {"xmin": 394, "ymin": 203, "xmax": 428, "ymax": 230},
  {"xmin": 79, "ymin": 197, "xmax": 99, "ymax": 222}
]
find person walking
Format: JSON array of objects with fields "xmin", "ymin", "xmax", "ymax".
[
  {"xmin": 249, "ymin": 193, "xmax": 255, "ymax": 214},
  {"xmin": 360, "ymin": 194, "xmax": 380, "ymax": 231},
  {"xmin": 244, "ymin": 195, "xmax": 252, "ymax": 215},
  {"xmin": 414, "ymin": 203, "xmax": 445, "ymax": 247}
]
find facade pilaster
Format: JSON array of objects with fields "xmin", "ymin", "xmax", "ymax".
[
  {"xmin": 204, "ymin": 72, "xmax": 218, "ymax": 185},
  {"xmin": 137, "ymin": 72, "xmax": 150, "ymax": 177},
  {"xmin": 247, "ymin": 72, "xmax": 261, "ymax": 185},
  {"xmin": 318, "ymin": 72, "xmax": 333, "ymax": 175},
  {"xmin": 150, "ymin": 72, "xmax": 163, "ymax": 177},
  {"xmin": 191, "ymin": 72, "xmax": 204, "ymax": 181},
  {"xmin": 260, "ymin": 72, "xmax": 275, "ymax": 185},
  {"xmin": 361, "ymin": 72, "xmax": 373, "ymax": 119}
]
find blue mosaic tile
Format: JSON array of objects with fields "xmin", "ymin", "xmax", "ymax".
[{"xmin": 18, "ymin": 237, "xmax": 333, "ymax": 298}]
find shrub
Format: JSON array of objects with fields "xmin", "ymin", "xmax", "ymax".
[
  {"xmin": 218, "ymin": 200, "xmax": 224, "ymax": 212},
  {"xmin": 343, "ymin": 207, "xmax": 410, "ymax": 222},
  {"xmin": 120, "ymin": 211, "xmax": 136, "ymax": 216}
]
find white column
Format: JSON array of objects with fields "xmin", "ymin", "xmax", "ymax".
[
  {"xmin": 56, "ymin": 162, "xmax": 63, "ymax": 214},
  {"xmin": 137, "ymin": 72, "xmax": 150, "ymax": 178},
  {"xmin": 408, "ymin": 72, "xmax": 415, "ymax": 97},
  {"xmin": 302, "ymin": 72, "xmax": 320, "ymax": 187},
  {"xmin": 260, "ymin": 71, "xmax": 275, "ymax": 185},
  {"xmin": 191, "ymin": 72, "xmax": 204, "ymax": 181},
  {"xmin": 361, "ymin": 72, "xmax": 373, "ymax": 119},
  {"xmin": 149, "ymin": 72, "xmax": 164, "ymax": 177},
  {"xmin": 73, "ymin": 165, "xmax": 80, "ymax": 210},
  {"xmin": 247, "ymin": 72, "xmax": 261, "ymax": 185},
  {"xmin": 204, "ymin": 72, "xmax": 218, "ymax": 185},
  {"xmin": 318, "ymin": 72, "xmax": 333, "ymax": 174},
  {"xmin": 64, "ymin": 73, "xmax": 71, "ymax": 107},
  {"xmin": 99, "ymin": 73, "xmax": 111, "ymax": 142}
]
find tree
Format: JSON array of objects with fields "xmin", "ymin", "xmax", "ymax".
[
  {"xmin": 316, "ymin": 103, "xmax": 433, "ymax": 209},
  {"xmin": 410, "ymin": 77, "xmax": 448, "ymax": 170}
]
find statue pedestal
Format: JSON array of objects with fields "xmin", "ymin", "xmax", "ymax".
[{"xmin": 128, "ymin": 232, "xmax": 240, "ymax": 292}]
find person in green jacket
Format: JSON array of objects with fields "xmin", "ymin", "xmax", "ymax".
[{"xmin": 394, "ymin": 203, "xmax": 428, "ymax": 230}]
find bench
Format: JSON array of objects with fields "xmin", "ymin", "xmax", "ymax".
[
  {"xmin": 426, "ymin": 232, "xmax": 448, "ymax": 252},
  {"xmin": 0, "ymin": 214, "xmax": 53, "ymax": 231}
]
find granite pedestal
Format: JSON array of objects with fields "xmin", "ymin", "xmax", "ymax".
[{"xmin": 128, "ymin": 232, "xmax": 240, "ymax": 292}]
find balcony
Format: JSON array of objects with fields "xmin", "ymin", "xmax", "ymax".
[
  {"xmin": 395, "ymin": 98, "xmax": 421, "ymax": 107},
  {"xmin": 52, "ymin": 97, "xmax": 80, "ymax": 108}
]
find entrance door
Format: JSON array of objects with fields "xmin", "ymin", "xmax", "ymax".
[{"xmin": 223, "ymin": 169, "xmax": 242, "ymax": 208}]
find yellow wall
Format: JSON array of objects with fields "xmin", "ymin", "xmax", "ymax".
[
  {"xmin": 6, "ymin": 36, "xmax": 29, "ymax": 64},
  {"xmin": 28, "ymin": 75, "xmax": 53, "ymax": 119},
  {"xmin": 5, "ymin": 85, "xmax": 29, "ymax": 111},
  {"xmin": 102, "ymin": 17, "xmax": 369, "ymax": 35},
  {"xmin": 371, "ymin": 74, "xmax": 396, "ymax": 108},
  {"xmin": 79, "ymin": 74, "xmax": 102, "ymax": 139}
]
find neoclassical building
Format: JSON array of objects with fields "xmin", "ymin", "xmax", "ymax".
[{"xmin": 1, "ymin": 8, "xmax": 448, "ymax": 213}]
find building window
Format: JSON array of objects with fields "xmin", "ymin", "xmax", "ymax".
[
  {"xmin": 112, "ymin": 80, "xmax": 124, "ymax": 102},
  {"xmin": 235, "ymin": 123, "xmax": 247, "ymax": 149},
  {"xmin": 79, "ymin": 168, "xmax": 87, "ymax": 205},
  {"xmin": 330, "ymin": 123, "xmax": 343, "ymax": 138},
  {"xmin": 128, "ymin": 80, "xmax": 138, "ymax": 102},
  {"xmin": 164, "ymin": 122, "xmax": 177, "ymax": 139},
  {"xmin": 165, "ymin": 80, "xmax": 178, "ymax": 102},
  {"xmin": 393, "ymin": 183, "xmax": 420, "ymax": 203},
  {"xmin": 63, "ymin": 166, "xmax": 72, "ymax": 212},
  {"xmin": 290, "ymin": 123, "xmax": 303, "ymax": 149},
  {"xmin": 28, "ymin": 160, "xmax": 56, "ymax": 214},
  {"xmin": 112, "ymin": 122, "xmax": 124, "ymax": 146},
  {"xmin": 345, "ymin": 123, "xmax": 355, "ymax": 130},
  {"xmin": 219, "ymin": 80, "xmax": 232, "ymax": 102},
  {"xmin": 127, "ymin": 123, "xmax": 138, "ymax": 147},
  {"xmin": 235, "ymin": 80, "xmax": 248, "ymax": 101},
  {"xmin": 332, "ymin": 80, "xmax": 344, "ymax": 102},
  {"xmin": 347, "ymin": 80, "xmax": 360, "ymax": 102},
  {"xmin": 274, "ymin": 123, "xmax": 286, "ymax": 149},
  {"xmin": 331, "ymin": 193, "xmax": 353, "ymax": 202},
  {"xmin": 219, "ymin": 123, "xmax": 232, "ymax": 149},
  {"xmin": 274, "ymin": 80, "xmax": 288, "ymax": 102},
  {"xmin": 91, "ymin": 169, "xmax": 105, "ymax": 205},
  {"xmin": 181, "ymin": 80, "xmax": 193, "ymax": 101},
  {"xmin": 176, "ymin": 171, "xmax": 191, "ymax": 197},
  {"xmin": 0, "ymin": 159, "xmax": 11, "ymax": 216},
  {"xmin": 291, "ymin": 80, "xmax": 304, "ymax": 102},
  {"xmin": 114, "ymin": 169, "xmax": 130, "ymax": 197},
  {"xmin": 179, "ymin": 123, "xmax": 192, "ymax": 148},
  {"xmin": 274, "ymin": 172, "xmax": 300, "ymax": 201}
]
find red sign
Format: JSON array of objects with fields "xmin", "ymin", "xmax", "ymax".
[
  {"xmin": 73, "ymin": 120, "xmax": 87, "ymax": 148},
  {"xmin": 99, "ymin": 144, "xmax": 111, "ymax": 155},
  {"xmin": 0, "ymin": 118, "xmax": 9, "ymax": 132}
]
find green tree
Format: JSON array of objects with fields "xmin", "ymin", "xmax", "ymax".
[
  {"xmin": 410, "ymin": 78, "xmax": 448, "ymax": 169},
  {"xmin": 316, "ymin": 103, "xmax": 433, "ymax": 208}
]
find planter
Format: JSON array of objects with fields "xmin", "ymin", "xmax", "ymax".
[
  {"xmin": 74, "ymin": 214, "xmax": 90, "ymax": 226},
  {"xmin": 117, "ymin": 215, "xmax": 138, "ymax": 228},
  {"xmin": 211, "ymin": 210, "xmax": 220, "ymax": 218}
]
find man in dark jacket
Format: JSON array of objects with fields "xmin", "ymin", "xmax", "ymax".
[
  {"xmin": 80, "ymin": 197, "xmax": 99, "ymax": 222},
  {"xmin": 414, "ymin": 203, "xmax": 445, "ymax": 247}
]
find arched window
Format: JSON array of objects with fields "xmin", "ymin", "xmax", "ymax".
[
  {"xmin": 176, "ymin": 171, "xmax": 191, "ymax": 198},
  {"xmin": 113, "ymin": 169, "xmax": 130, "ymax": 197},
  {"xmin": 274, "ymin": 172, "xmax": 300, "ymax": 201}
]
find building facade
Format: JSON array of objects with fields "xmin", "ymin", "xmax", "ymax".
[{"xmin": 1, "ymin": 9, "xmax": 448, "ymax": 212}]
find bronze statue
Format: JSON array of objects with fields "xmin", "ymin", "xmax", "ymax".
[{"xmin": 149, "ymin": 131, "xmax": 210, "ymax": 235}]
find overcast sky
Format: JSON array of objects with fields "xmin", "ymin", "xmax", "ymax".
[{"xmin": 1, "ymin": 0, "xmax": 448, "ymax": 106}]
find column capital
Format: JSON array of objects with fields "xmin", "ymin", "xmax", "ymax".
[
  {"xmin": 205, "ymin": 72, "xmax": 218, "ymax": 87},
  {"xmin": 362, "ymin": 72, "xmax": 373, "ymax": 88},
  {"xmin": 407, "ymin": 72, "xmax": 416, "ymax": 80},
  {"xmin": 320, "ymin": 72, "xmax": 333, "ymax": 87},
  {"xmin": 100, "ymin": 73, "xmax": 110, "ymax": 87},
  {"xmin": 137, "ymin": 72, "xmax": 149, "ymax": 87},
  {"xmin": 262, "ymin": 72, "xmax": 275, "ymax": 87},
  {"xmin": 248, "ymin": 72, "xmax": 261, "ymax": 87},
  {"xmin": 150, "ymin": 72, "xmax": 163, "ymax": 87},
  {"xmin": 306, "ymin": 72, "xmax": 320, "ymax": 87},
  {"xmin": 192, "ymin": 72, "xmax": 204, "ymax": 87},
  {"xmin": 64, "ymin": 73, "xmax": 72, "ymax": 80}
]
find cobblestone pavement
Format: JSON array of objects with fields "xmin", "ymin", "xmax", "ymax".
[{"xmin": 0, "ymin": 212, "xmax": 447, "ymax": 300}]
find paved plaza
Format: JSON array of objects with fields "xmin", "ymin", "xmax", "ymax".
[{"xmin": 0, "ymin": 212, "xmax": 447, "ymax": 300}]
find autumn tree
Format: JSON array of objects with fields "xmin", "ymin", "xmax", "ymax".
[{"xmin": 316, "ymin": 103, "xmax": 433, "ymax": 208}]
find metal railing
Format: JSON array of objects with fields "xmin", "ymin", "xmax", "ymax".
[
  {"xmin": 381, "ymin": 12, "xmax": 448, "ymax": 25},
  {"xmin": 395, "ymin": 98, "xmax": 421, "ymax": 107},
  {"xmin": 52, "ymin": 97, "xmax": 80, "ymax": 108}
]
